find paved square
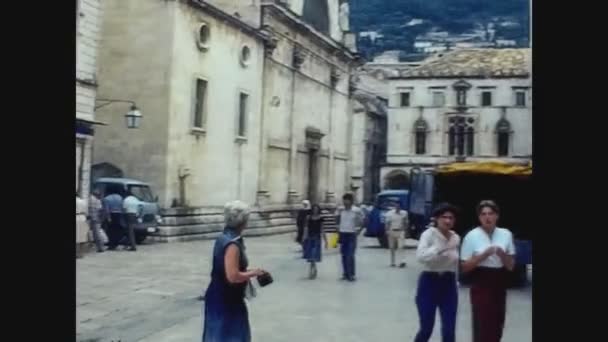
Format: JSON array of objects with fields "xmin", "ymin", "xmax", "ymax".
[{"xmin": 77, "ymin": 234, "xmax": 531, "ymax": 342}]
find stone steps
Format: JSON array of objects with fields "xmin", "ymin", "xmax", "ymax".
[{"xmin": 150, "ymin": 224, "xmax": 296, "ymax": 243}]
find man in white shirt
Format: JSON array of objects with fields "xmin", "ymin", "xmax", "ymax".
[
  {"xmin": 414, "ymin": 203, "xmax": 460, "ymax": 342},
  {"xmin": 384, "ymin": 201, "xmax": 409, "ymax": 267},
  {"xmin": 122, "ymin": 191, "xmax": 141, "ymax": 251},
  {"xmin": 460, "ymin": 200, "xmax": 515, "ymax": 342},
  {"xmin": 336, "ymin": 193, "xmax": 363, "ymax": 281}
]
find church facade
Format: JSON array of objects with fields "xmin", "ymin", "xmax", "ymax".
[{"xmin": 93, "ymin": 0, "xmax": 360, "ymax": 241}]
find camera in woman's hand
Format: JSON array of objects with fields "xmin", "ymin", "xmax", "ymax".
[{"xmin": 257, "ymin": 271, "xmax": 273, "ymax": 287}]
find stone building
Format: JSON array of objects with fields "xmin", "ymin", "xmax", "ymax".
[
  {"xmin": 350, "ymin": 92, "xmax": 387, "ymax": 204},
  {"xmin": 76, "ymin": 0, "xmax": 103, "ymax": 202},
  {"xmin": 382, "ymin": 48, "xmax": 532, "ymax": 188},
  {"xmin": 93, "ymin": 0, "xmax": 359, "ymax": 241}
]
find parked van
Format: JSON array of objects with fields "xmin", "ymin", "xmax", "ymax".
[{"xmin": 92, "ymin": 178, "xmax": 162, "ymax": 244}]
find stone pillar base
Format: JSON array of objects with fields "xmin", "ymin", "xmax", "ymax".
[
  {"xmin": 256, "ymin": 190, "xmax": 270, "ymax": 207},
  {"xmin": 287, "ymin": 190, "xmax": 300, "ymax": 204},
  {"xmin": 325, "ymin": 191, "xmax": 336, "ymax": 204}
]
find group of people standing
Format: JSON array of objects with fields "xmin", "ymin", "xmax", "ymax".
[
  {"xmin": 201, "ymin": 197, "xmax": 517, "ymax": 342},
  {"xmin": 295, "ymin": 194, "xmax": 365, "ymax": 281},
  {"xmin": 75, "ymin": 190, "xmax": 141, "ymax": 258},
  {"xmin": 414, "ymin": 200, "xmax": 516, "ymax": 342}
]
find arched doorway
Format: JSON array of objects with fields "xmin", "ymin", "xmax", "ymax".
[{"xmin": 384, "ymin": 170, "xmax": 409, "ymax": 190}]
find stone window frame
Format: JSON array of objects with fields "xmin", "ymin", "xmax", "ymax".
[
  {"xmin": 195, "ymin": 22, "xmax": 211, "ymax": 52},
  {"xmin": 447, "ymin": 115, "xmax": 476, "ymax": 157},
  {"xmin": 514, "ymin": 89, "xmax": 527, "ymax": 107},
  {"xmin": 413, "ymin": 118, "xmax": 429, "ymax": 155},
  {"xmin": 191, "ymin": 76, "xmax": 209, "ymax": 134},
  {"xmin": 240, "ymin": 44, "xmax": 252, "ymax": 67},
  {"xmin": 235, "ymin": 89, "xmax": 251, "ymax": 142},
  {"xmin": 400, "ymin": 92, "xmax": 411, "ymax": 107},
  {"xmin": 496, "ymin": 118, "xmax": 513, "ymax": 157}
]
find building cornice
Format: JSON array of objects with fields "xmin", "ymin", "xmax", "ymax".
[
  {"xmin": 388, "ymin": 75, "xmax": 530, "ymax": 80},
  {"xmin": 261, "ymin": 2, "xmax": 358, "ymax": 64},
  {"xmin": 187, "ymin": 0, "xmax": 268, "ymax": 41}
]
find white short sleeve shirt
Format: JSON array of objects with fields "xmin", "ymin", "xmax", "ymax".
[
  {"xmin": 460, "ymin": 227, "xmax": 516, "ymax": 268},
  {"xmin": 338, "ymin": 206, "xmax": 363, "ymax": 233}
]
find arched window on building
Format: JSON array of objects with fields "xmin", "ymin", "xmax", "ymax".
[
  {"xmin": 414, "ymin": 118, "xmax": 428, "ymax": 155},
  {"xmin": 448, "ymin": 116, "xmax": 475, "ymax": 156},
  {"xmin": 496, "ymin": 118, "xmax": 511, "ymax": 157}
]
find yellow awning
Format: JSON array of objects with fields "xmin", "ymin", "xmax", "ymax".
[{"xmin": 436, "ymin": 161, "xmax": 532, "ymax": 176}]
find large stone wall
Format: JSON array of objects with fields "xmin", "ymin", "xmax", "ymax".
[
  {"xmin": 94, "ymin": 0, "xmax": 175, "ymax": 207},
  {"xmin": 259, "ymin": 4, "xmax": 355, "ymax": 205},
  {"xmin": 164, "ymin": 2, "xmax": 265, "ymax": 207}
]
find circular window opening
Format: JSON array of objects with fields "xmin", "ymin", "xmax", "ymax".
[
  {"xmin": 196, "ymin": 23, "xmax": 210, "ymax": 50},
  {"xmin": 240, "ymin": 45, "xmax": 251, "ymax": 67}
]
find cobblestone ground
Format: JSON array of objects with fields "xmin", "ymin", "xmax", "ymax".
[{"xmin": 77, "ymin": 234, "xmax": 531, "ymax": 342}]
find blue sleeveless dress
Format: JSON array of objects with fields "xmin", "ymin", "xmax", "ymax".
[{"xmin": 202, "ymin": 228, "xmax": 251, "ymax": 342}]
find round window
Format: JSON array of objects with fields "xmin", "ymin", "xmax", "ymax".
[
  {"xmin": 240, "ymin": 45, "xmax": 251, "ymax": 67},
  {"xmin": 196, "ymin": 23, "xmax": 210, "ymax": 50}
]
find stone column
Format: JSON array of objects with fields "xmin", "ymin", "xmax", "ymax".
[
  {"xmin": 256, "ymin": 35, "xmax": 277, "ymax": 207},
  {"xmin": 287, "ymin": 45, "xmax": 306, "ymax": 204},
  {"xmin": 325, "ymin": 87, "xmax": 336, "ymax": 203}
]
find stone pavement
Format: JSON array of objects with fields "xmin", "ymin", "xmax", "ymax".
[{"xmin": 77, "ymin": 234, "xmax": 532, "ymax": 342}]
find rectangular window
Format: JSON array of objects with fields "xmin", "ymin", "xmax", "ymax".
[
  {"xmin": 432, "ymin": 92, "xmax": 445, "ymax": 107},
  {"xmin": 516, "ymin": 91, "xmax": 526, "ymax": 107},
  {"xmin": 238, "ymin": 92, "xmax": 249, "ymax": 137},
  {"xmin": 193, "ymin": 79, "xmax": 207, "ymax": 128},
  {"xmin": 481, "ymin": 91, "xmax": 492, "ymax": 107},
  {"xmin": 400, "ymin": 92, "xmax": 410, "ymax": 107}
]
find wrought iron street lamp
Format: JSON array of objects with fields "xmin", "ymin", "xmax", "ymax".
[{"xmin": 94, "ymin": 99, "xmax": 143, "ymax": 129}]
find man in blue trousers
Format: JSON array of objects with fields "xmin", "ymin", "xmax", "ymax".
[{"xmin": 336, "ymin": 193, "xmax": 364, "ymax": 282}]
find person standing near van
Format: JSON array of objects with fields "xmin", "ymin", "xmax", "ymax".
[
  {"xmin": 122, "ymin": 191, "xmax": 140, "ymax": 251},
  {"xmin": 103, "ymin": 192, "xmax": 123, "ymax": 250},
  {"xmin": 336, "ymin": 193, "xmax": 363, "ymax": 282},
  {"xmin": 384, "ymin": 201, "xmax": 409, "ymax": 267},
  {"xmin": 88, "ymin": 190, "xmax": 105, "ymax": 253},
  {"xmin": 414, "ymin": 203, "xmax": 460, "ymax": 342},
  {"xmin": 76, "ymin": 193, "xmax": 89, "ymax": 258}
]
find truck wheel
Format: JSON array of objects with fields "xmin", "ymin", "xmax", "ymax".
[
  {"xmin": 377, "ymin": 235, "xmax": 388, "ymax": 249},
  {"xmin": 135, "ymin": 233, "xmax": 147, "ymax": 245}
]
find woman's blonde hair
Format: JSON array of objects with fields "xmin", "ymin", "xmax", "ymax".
[{"xmin": 224, "ymin": 200, "xmax": 251, "ymax": 228}]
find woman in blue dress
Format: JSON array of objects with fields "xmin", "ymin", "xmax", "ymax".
[
  {"xmin": 202, "ymin": 200, "xmax": 265, "ymax": 342},
  {"xmin": 303, "ymin": 204, "xmax": 328, "ymax": 279}
]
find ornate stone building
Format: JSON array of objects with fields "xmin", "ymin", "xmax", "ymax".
[
  {"xmin": 382, "ymin": 48, "xmax": 532, "ymax": 188},
  {"xmin": 93, "ymin": 0, "xmax": 359, "ymax": 241},
  {"xmin": 76, "ymin": 0, "xmax": 103, "ymax": 202}
]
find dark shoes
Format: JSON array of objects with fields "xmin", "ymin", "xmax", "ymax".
[{"xmin": 127, "ymin": 247, "xmax": 137, "ymax": 252}]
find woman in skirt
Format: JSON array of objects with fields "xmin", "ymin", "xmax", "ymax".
[
  {"xmin": 302, "ymin": 204, "xmax": 328, "ymax": 279},
  {"xmin": 460, "ymin": 200, "xmax": 515, "ymax": 342}
]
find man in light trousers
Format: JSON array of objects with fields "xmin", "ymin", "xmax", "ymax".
[{"xmin": 385, "ymin": 201, "xmax": 409, "ymax": 267}]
